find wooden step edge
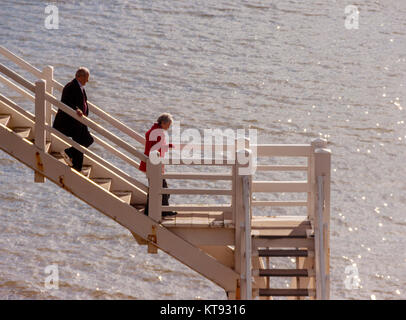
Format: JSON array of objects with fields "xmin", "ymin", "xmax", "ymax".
[
  {"xmin": 131, "ymin": 204, "xmax": 146, "ymax": 215},
  {"xmin": 258, "ymin": 288, "xmax": 315, "ymax": 297},
  {"xmin": 48, "ymin": 154, "xmax": 89, "ymax": 178},
  {"xmin": 28, "ymin": 139, "xmax": 52, "ymax": 153},
  {"xmin": 112, "ymin": 191, "xmax": 132, "ymax": 204},
  {"xmin": 253, "ymin": 249, "xmax": 310, "ymax": 257},
  {"xmin": 0, "ymin": 114, "xmax": 11, "ymax": 126},
  {"xmin": 131, "ymin": 204, "xmax": 146, "ymax": 210},
  {"xmin": 253, "ymin": 249, "xmax": 315, "ymax": 258},
  {"xmin": 81, "ymin": 165, "xmax": 92, "ymax": 178},
  {"xmin": 253, "ymin": 269, "xmax": 311, "ymax": 277},
  {"xmin": 12, "ymin": 127, "xmax": 31, "ymax": 138},
  {"xmin": 91, "ymin": 178, "xmax": 112, "ymax": 191}
]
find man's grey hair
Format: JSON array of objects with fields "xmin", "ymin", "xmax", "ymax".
[
  {"xmin": 157, "ymin": 113, "xmax": 173, "ymax": 125},
  {"xmin": 76, "ymin": 67, "xmax": 90, "ymax": 78}
]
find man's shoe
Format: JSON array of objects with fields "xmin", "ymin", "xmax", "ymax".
[
  {"xmin": 162, "ymin": 211, "xmax": 177, "ymax": 217},
  {"xmin": 61, "ymin": 150, "xmax": 73, "ymax": 167}
]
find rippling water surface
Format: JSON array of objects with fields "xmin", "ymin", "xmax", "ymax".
[{"xmin": 0, "ymin": 0, "xmax": 405, "ymax": 299}]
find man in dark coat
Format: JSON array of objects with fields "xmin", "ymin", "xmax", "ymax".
[{"xmin": 52, "ymin": 67, "xmax": 94, "ymax": 172}]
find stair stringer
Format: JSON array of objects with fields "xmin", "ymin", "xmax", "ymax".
[
  {"xmin": 0, "ymin": 98, "xmax": 148, "ymax": 205},
  {"xmin": 0, "ymin": 124, "xmax": 239, "ymax": 293}
]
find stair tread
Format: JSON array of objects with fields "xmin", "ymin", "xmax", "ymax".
[
  {"xmin": 12, "ymin": 127, "xmax": 31, "ymax": 138},
  {"xmin": 257, "ymin": 249, "xmax": 309, "ymax": 257},
  {"xmin": 91, "ymin": 178, "xmax": 112, "ymax": 190},
  {"xmin": 81, "ymin": 165, "xmax": 91, "ymax": 177},
  {"xmin": 112, "ymin": 191, "xmax": 132, "ymax": 195},
  {"xmin": 257, "ymin": 269, "xmax": 309, "ymax": 277},
  {"xmin": 161, "ymin": 211, "xmax": 225, "ymax": 228},
  {"xmin": 258, "ymin": 288, "xmax": 313, "ymax": 297},
  {"xmin": 132, "ymin": 204, "xmax": 146, "ymax": 209},
  {"xmin": 29, "ymin": 139, "xmax": 51, "ymax": 152},
  {"xmin": 112, "ymin": 191, "xmax": 132, "ymax": 204},
  {"xmin": 252, "ymin": 229, "xmax": 309, "ymax": 238},
  {"xmin": 252, "ymin": 237, "xmax": 315, "ymax": 250},
  {"xmin": 92, "ymin": 178, "xmax": 112, "ymax": 182},
  {"xmin": 13, "ymin": 127, "xmax": 31, "ymax": 131},
  {"xmin": 0, "ymin": 114, "xmax": 11, "ymax": 126}
]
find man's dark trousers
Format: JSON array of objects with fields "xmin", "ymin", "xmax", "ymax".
[{"xmin": 64, "ymin": 129, "xmax": 93, "ymax": 171}]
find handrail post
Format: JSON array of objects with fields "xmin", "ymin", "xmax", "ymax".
[
  {"xmin": 147, "ymin": 151, "xmax": 163, "ymax": 223},
  {"xmin": 43, "ymin": 66, "xmax": 54, "ymax": 142},
  {"xmin": 235, "ymin": 148, "xmax": 253, "ymax": 299},
  {"xmin": 242, "ymin": 165, "xmax": 253, "ymax": 300},
  {"xmin": 312, "ymin": 138, "xmax": 331, "ymax": 300},
  {"xmin": 232, "ymin": 136, "xmax": 250, "ymax": 225},
  {"xmin": 34, "ymin": 79, "xmax": 46, "ymax": 183}
]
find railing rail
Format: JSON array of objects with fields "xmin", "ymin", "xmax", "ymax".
[
  {"xmin": 0, "ymin": 62, "xmax": 147, "ymax": 161},
  {"xmin": 0, "ymin": 46, "xmax": 146, "ymax": 146},
  {"xmin": 0, "ymin": 61, "xmax": 149, "ymax": 193}
]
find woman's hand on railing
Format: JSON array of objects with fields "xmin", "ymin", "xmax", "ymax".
[{"xmin": 76, "ymin": 108, "xmax": 84, "ymax": 117}]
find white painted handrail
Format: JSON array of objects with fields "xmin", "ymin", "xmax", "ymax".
[
  {"xmin": 44, "ymin": 91, "xmax": 147, "ymax": 162},
  {"xmin": 46, "ymin": 125, "xmax": 147, "ymax": 193},
  {"xmin": 0, "ymin": 93, "xmax": 35, "ymax": 121},
  {"xmin": 255, "ymin": 144, "xmax": 312, "ymax": 157},
  {"xmin": 0, "ymin": 46, "xmax": 44, "ymax": 79},
  {"xmin": 0, "ymin": 62, "xmax": 147, "ymax": 162},
  {"xmin": 0, "ymin": 46, "xmax": 146, "ymax": 146},
  {"xmin": 0, "ymin": 74, "xmax": 35, "ymax": 102},
  {"xmin": 0, "ymin": 61, "xmax": 149, "ymax": 194},
  {"xmin": 50, "ymin": 106, "xmax": 141, "ymax": 169},
  {"xmin": 252, "ymin": 181, "xmax": 310, "ymax": 193}
]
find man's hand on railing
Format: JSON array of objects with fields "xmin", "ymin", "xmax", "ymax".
[{"xmin": 76, "ymin": 108, "xmax": 84, "ymax": 117}]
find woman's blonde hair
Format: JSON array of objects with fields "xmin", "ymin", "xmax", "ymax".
[{"xmin": 157, "ymin": 113, "xmax": 173, "ymax": 125}]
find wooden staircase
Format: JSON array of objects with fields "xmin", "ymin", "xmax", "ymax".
[
  {"xmin": 251, "ymin": 216, "xmax": 316, "ymax": 299},
  {"xmin": 0, "ymin": 46, "xmax": 331, "ymax": 300},
  {"xmin": 0, "ymin": 89, "xmax": 244, "ymax": 293}
]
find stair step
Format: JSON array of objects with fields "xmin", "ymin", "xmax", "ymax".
[
  {"xmin": 0, "ymin": 114, "xmax": 11, "ymax": 126},
  {"xmin": 112, "ymin": 191, "xmax": 132, "ymax": 204},
  {"xmin": 13, "ymin": 127, "xmax": 31, "ymax": 138},
  {"xmin": 29, "ymin": 139, "xmax": 52, "ymax": 152},
  {"xmin": 50, "ymin": 153, "xmax": 91, "ymax": 177},
  {"xmin": 51, "ymin": 152, "xmax": 70, "ymax": 165},
  {"xmin": 132, "ymin": 204, "xmax": 145, "ymax": 213},
  {"xmin": 256, "ymin": 249, "xmax": 309, "ymax": 257},
  {"xmin": 252, "ymin": 237, "xmax": 315, "ymax": 250},
  {"xmin": 92, "ymin": 178, "xmax": 112, "ymax": 190},
  {"xmin": 258, "ymin": 289, "xmax": 314, "ymax": 297},
  {"xmin": 51, "ymin": 152, "xmax": 63, "ymax": 159},
  {"xmin": 252, "ymin": 228, "xmax": 309, "ymax": 237},
  {"xmin": 256, "ymin": 269, "xmax": 310, "ymax": 277},
  {"xmin": 81, "ymin": 165, "xmax": 91, "ymax": 177}
]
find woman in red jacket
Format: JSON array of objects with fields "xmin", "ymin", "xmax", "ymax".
[{"xmin": 140, "ymin": 113, "xmax": 177, "ymax": 217}]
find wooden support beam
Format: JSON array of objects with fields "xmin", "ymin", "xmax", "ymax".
[{"xmin": 34, "ymin": 79, "xmax": 46, "ymax": 183}]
